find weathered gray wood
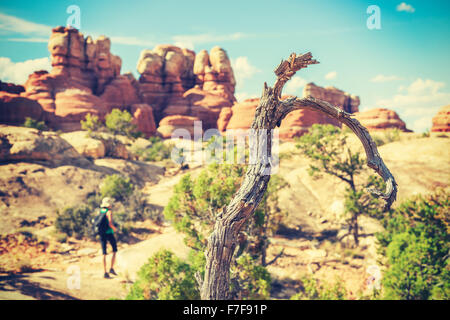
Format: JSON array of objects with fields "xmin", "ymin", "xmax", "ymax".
[{"xmin": 200, "ymin": 52, "xmax": 397, "ymax": 300}]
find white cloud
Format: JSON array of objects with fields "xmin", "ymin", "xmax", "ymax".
[
  {"xmin": 376, "ymin": 78, "xmax": 450, "ymax": 132},
  {"xmin": 412, "ymin": 117, "xmax": 432, "ymax": 133},
  {"xmin": 235, "ymin": 92, "xmax": 258, "ymax": 102},
  {"xmin": 173, "ymin": 40, "xmax": 195, "ymax": 50},
  {"xmin": 0, "ymin": 12, "xmax": 158, "ymax": 48},
  {"xmin": 371, "ymin": 74, "xmax": 403, "ymax": 83},
  {"xmin": 231, "ymin": 56, "xmax": 260, "ymax": 89},
  {"xmin": 7, "ymin": 37, "xmax": 49, "ymax": 43},
  {"xmin": 396, "ymin": 2, "xmax": 415, "ymax": 13},
  {"xmin": 109, "ymin": 36, "xmax": 156, "ymax": 47},
  {"xmin": 0, "ymin": 12, "xmax": 52, "ymax": 36},
  {"xmin": 172, "ymin": 32, "xmax": 247, "ymax": 50},
  {"xmin": 0, "ymin": 56, "xmax": 51, "ymax": 84},
  {"xmin": 325, "ymin": 71, "xmax": 337, "ymax": 80},
  {"xmin": 283, "ymin": 76, "xmax": 307, "ymax": 95}
]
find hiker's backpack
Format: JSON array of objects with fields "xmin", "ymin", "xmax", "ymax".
[{"xmin": 91, "ymin": 208, "xmax": 109, "ymax": 235}]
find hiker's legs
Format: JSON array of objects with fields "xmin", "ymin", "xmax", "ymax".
[
  {"xmin": 111, "ymin": 252, "xmax": 116, "ymax": 270},
  {"xmin": 108, "ymin": 234, "xmax": 118, "ymax": 271},
  {"xmin": 100, "ymin": 234, "xmax": 108, "ymax": 275}
]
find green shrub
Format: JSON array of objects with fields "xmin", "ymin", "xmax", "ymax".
[
  {"xmin": 80, "ymin": 113, "xmax": 102, "ymax": 134},
  {"xmin": 81, "ymin": 109, "xmax": 142, "ymax": 139},
  {"xmin": 377, "ymin": 189, "xmax": 449, "ymax": 300},
  {"xmin": 290, "ymin": 276, "xmax": 348, "ymax": 300},
  {"xmin": 126, "ymin": 249, "xmax": 200, "ymax": 300},
  {"xmin": 105, "ymin": 109, "xmax": 139, "ymax": 137},
  {"xmin": 383, "ymin": 128, "xmax": 401, "ymax": 144},
  {"xmin": 163, "ymin": 163, "xmax": 286, "ymax": 298},
  {"xmin": 422, "ymin": 130, "xmax": 431, "ymax": 138},
  {"xmin": 99, "ymin": 174, "xmax": 134, "ymax": 202},
  {"xmin": 230, "ymin": 253, "xmax": 271, "ymax": 300},
  {"xmin": 23, "ymin": 117, "xmax": 47, "ymax": 131},
  {"xmin": 134, "ymin": 136, "xmax": 173, "ymax": 162},
  {"xmin": 54, "ymin": 205, "xmax": 93, "ymax": 239}
]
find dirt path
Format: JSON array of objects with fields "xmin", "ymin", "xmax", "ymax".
[{"xmin": 0, "ymin": 226, "xmax": 190, "ymax": 300}]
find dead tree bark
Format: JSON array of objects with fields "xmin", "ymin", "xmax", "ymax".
[{"xmin": 200, "ymin": 52, "xmax": 398, "ymax": 300}]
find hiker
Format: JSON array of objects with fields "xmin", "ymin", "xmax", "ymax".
[{"xmin": 98, "ymin": 197, "xmax": 118, "ymax": 278}]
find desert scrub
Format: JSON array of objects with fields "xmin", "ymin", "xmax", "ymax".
[
  {"xmin": 54, "ymin": 205, "xmax": 93, "ymax": 240},
  {"xmin": 81, "ymin": 109, "xmax": 142, "ymax": 139},
  {"xmin": 133, "ymin": 136, "xmax": 173, "ymax": 162},
  {"xmin": 377, "ymin": 188, "xmax": 449, "ymax": 300},
  {"xmin": 23, "ymin": 117, "xmax": 47, "ymax": 131},
  {"xmin": 290, "ymin": 276, "xmax": 348, "ymax": 300},
  {"xmin": 80, "ymin": 113, "xmax": 103, "ymax": 135},
  {"xmin": 99, "ymin": 174, "xmax": 134, "ymax": 202},
  {"xmin": 126, "ymin": 249, "xmax": 199, "ymax": 300},
  {"xmin": 163, "ymin": 162, "xmax": 286, "ymax": 298},
  {"xmin": 383, "ymin": 128, "xmax": 401, "ymax": 143},
  {"xmin": 372, "ymin": 129, "xmax": 402, "ymax": 146},
  {"xmin": 230, "ymin": 253, "xmax": 272, "ymax": 300}
]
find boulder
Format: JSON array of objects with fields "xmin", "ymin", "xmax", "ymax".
[
  {"xmin": 130, "ymin": 103, "xmax": 157, "ymax": 137},
  {"xmin": 94, "ymin": 132, "xmax": 130, "ymax": 159},
  {"xmin": 431, "ymin": 105, "xmax": 450, "ymax": 132},
  {"xmin": 0, "ymin": 125, "xmax": 84, "ymax": 164},
  {"xmin": 353, "ymin": 108, "xmax": 410, "ymax": 132},
  {"xmin": 157, "ymin": 115, "xmax": 201, "ymax": 139},
  {"xmin": 60, "ymin": 131, "xmax": 106, "ymax": 159}
]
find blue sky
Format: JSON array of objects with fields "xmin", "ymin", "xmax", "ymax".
[{"xmin": 0, "ymin": 0, "xmax": 449, "ymax": 132}]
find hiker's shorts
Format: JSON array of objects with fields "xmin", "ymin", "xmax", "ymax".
[{"xmin": 100, "ymin": 233, "xmax": 117, "ymax": 255}]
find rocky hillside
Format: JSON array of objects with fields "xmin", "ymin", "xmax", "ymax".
[{"xmin": 0, "ymin": 125, "xmax": 448, "ymax": 299}]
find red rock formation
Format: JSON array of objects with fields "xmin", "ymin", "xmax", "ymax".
[
  {"xmin": 1, "ymin": 27, "xmax": 235, "ymax": 138},
  {"xmin": 0, "ymin": 92, "xmax": 44, "ymax": 125},
  {"xmin": 220, "ymin": 83, "xmax": 361, "ymax": 140},
  {"xmin": 0, "ymin": 27, "xmax": 156, "ymax": 136},
  {"xmin": 130, "ymin": 104, "xmax": 157, "ymax": 137},
  {"xmin": 353, "ymin": 108, "xmax": 410, "ymax": 132},
  {"xmin": 304, "ymin": 82, "xmax": 360, "ymax": 113},
  {"xmin": 0, "ymin": 81, "xmax": 25, "ymax": 94},
  {"xmin": 137, "ymin": 45, "xmax": 236, "ymax": 137},
  {"xmin": 193, "ymin": 47, "xmax": 236, "ymax": 103},
  {"xmin": 431, "ymin": 105, "xmax": 450, "ymax": 132},
  {"xmin": 224, "ymin": 98, "xmax": 259, "ymax": 131},
  {"xmin": 217, "ymin": 107, "xmax": 232, "ymax": 132},
  {"xmin": 278, "ymin": 109, "xmax": 341, "ymax": 139}
]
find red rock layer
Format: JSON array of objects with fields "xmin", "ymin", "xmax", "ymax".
[
  {"xmin": 431, "ymin": 105, "xmax": 450, "ymax": 132},
  {"xmin": 353, "ymin": 108, "xmax": 410, "ymax": 132}
]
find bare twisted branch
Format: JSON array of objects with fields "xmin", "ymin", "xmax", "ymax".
[
  {"xmin": 278, "ymin": 96, "xmax": 398, "ymax": 209},
  {"xmin": 270, "ymin": 52, "xmax": 397, "ymax": 209}
]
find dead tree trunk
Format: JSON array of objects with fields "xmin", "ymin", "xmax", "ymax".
[{"xmin": 200, "ymin": 52, "xmax": 398, "ymax": 300}]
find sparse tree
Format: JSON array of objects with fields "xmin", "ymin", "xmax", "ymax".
[{"xmin": 296, "ymin": 124, "xmax": 385, "ymax": 245}]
